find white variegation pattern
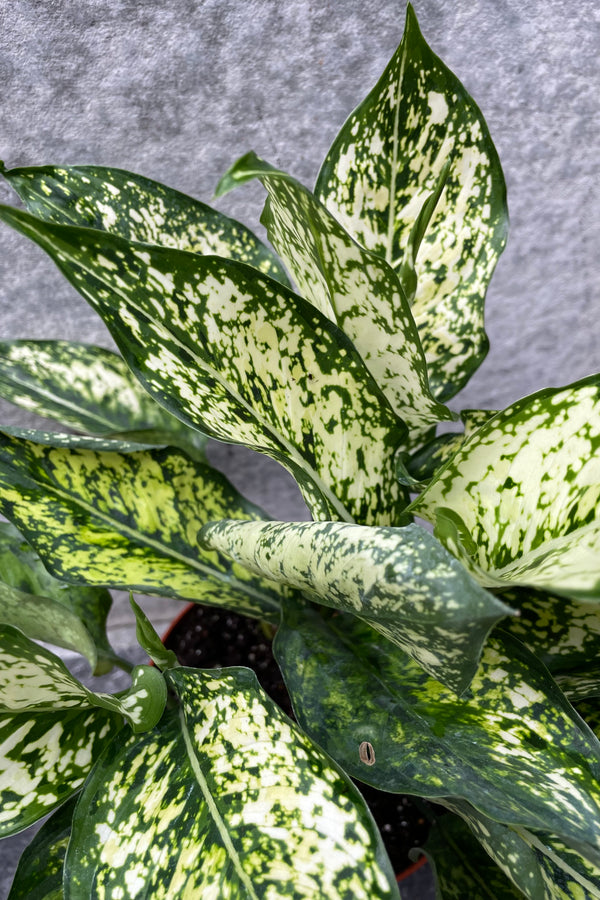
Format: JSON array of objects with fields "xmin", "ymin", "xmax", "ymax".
[
  {"xmin": 0, "ymin": 625, "xmax": 165, "ymax": 731},
  {"xmin": 412, "ymin": 376, "xmax": 600, "ymax": 599},
  {"xmin": 217, "ymin": 152, "xmax": 452, "ymax": 434},
  {"xmin": 65, "ymin": 668, "xmax": 400, "ymax": 899},
  {"xmin": 0, "ymin": 708, "xmax": 119, "ymax": 837},
  {"xmin": 0, "ymin": 204, "xmax": 407, "ymax": 525},
  {"xmin": 315, "ymin": 5, "xmax": 507, "ymax": 400},
  {"xmin": 200, "ymin": 518, "xmax": 512, "ymax": 691},
  {"xmin": 447, "ymin": 800, "xmax": 600, "ymax": 900},
  {"xmin": 2, "ymin": 163, "xmax": 290, "ymax": 286}
]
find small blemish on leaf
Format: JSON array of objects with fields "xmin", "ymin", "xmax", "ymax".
[{"xmin": 359, "ymin": 741, "xmax": 375, "ymax": 765}]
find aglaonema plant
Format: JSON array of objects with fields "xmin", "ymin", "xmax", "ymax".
[{"xmin": 0, "ymin": 4, "xmax": 599, "ymax": 897}]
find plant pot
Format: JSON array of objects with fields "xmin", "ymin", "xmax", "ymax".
[{"xmin": 162, "ymin": 602, "xmax": 436, "ymax": 895}]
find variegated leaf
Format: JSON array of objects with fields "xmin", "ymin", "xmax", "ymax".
[
  {"xmin": 447, "ymin": 799, "xmax": 600, "ymax": 900},
  {"xmin": 216, "ymin": 152, "xmax": 452, "ymax": 434},
  {"xmin": 0, "ymin": 625, "xmax": 165, "ymax": 732},
  {"xmin": 406, "ymin": 408, "xmax": 497, "ymax": 481},
  {"xmin": 200, "ymin": 518, "xmax": 513, "ymax": 692},
  {"xmin": 65, "ymin": 667, "xmax": 400, "ymax": 899},
  {"xmin": 0, "ymin": 339, "xmax": 207, "ymax": 459},
  {"xmin": 501, "ymin": 588, "xmax": 600, "ymax": 677},
  {"xmin": 7, "ymin": 795, "xmax": 76, "ymax": 899},
  {"xmin": 0, "ymin": 431, "xmax": 284, "ymax": 622},
  {"xmin": 1, "ymin": 161, "xmax": 290, "ymax": 285},
  {"xmin": 0, "ymin": 521, "xmax": 119, "ymax": 674},
  {"xmin": 274, "ymin": 605, "xmax": 600, "ymax": 855},
  {"xmin": 315, "ymin": 5, "xmax": 508, "ymax": 400},
  {"xmin": 0, "ymin": 204, "xmax": 406, "ymax": 525},
  {"xmin": 411, "ymin": 376, "xmax": 600, "ymax": 599},
  {"xmin": 422, "ymin": 813, "xmax": 524, "ymax": 899},
  {"xmin": 0, "ymin": 707, "xmax": 120, "ymax": 836}
]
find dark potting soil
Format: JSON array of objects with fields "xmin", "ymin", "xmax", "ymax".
[{"xmin": 164, "ymin": 603, "xmax": 433, "ymax": 874}]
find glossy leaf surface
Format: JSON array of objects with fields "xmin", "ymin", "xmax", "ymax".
[
  {"xmin": 0, "ymin": 705, "xmax": 120, "ymax": 836},
  {"xmin": 130, "ymin": 595, "xmax": 178, "ymax": 671},
  {"xmin": 448, "ymin": 799, "xmax": 600, "ymax": 900},
  {"xmin": 0, "ymin": 521, "xmax": 118, "ymax": 674},
  {"xmin": 0, "ymin": 625, "xmax": 165, "ymax": 732},
  {"xmin": 0, "ymin": 204, "xmax": 406, "ymax": 525},
  {"xmin": 7, "ymin": 796, "xmax": 76, "ymax": 900},
  {"xmin": 201, "ymin": 518, "xmax": 512, "ymax": 691},
  {"xmin": 65, "ymin": 667, "xmax": 400, "ymax": 899},
  {"xmin": 217, "ymin": 151, "xmax": 451, "ymax": 434},
  {"xmin": 0, "ymin": 339, "xmax": 207, "ymax": 459},
  {"xmin": 2, "ymin": 162, "xmax": 290, "ymax": 285},
  {"xmin": 422, "ymin": 813, "xmax": 524, "ymax": 899},
  {"xmin": 274, "ymin": 607, "xmax": 600, "ymax": 854},
  {"xmin": 0, "ymin": 431, "xmax": 283, "ymax": 621},
  {"xmin": 412, "ymin": 377, "xmax": 600, "ymax": 598},
  {"xmin": 315, "ymin": 5, "xmax": 507, "ymax": 400}
]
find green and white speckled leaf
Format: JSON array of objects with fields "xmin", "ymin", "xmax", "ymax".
[
  {"xmin": 447, "ymin": 800, "xmax": 600, "ymax": 900},
  {"xmin": 216, "ymin": 152, "xmax": 452, "ymax": 434},
  {"xmin": 0, "ymin": 431, "xmax": 284, "ymax": 622},
  {"xmin": 0, "ymin": 521, "xmax": 119, "ymax": 674},
  {"xmin": 65, "ymin": 667, "xmax": 400, "ymax": 900},
  {"xmin": 501, "ymin": 587, "xmax": 600, "ymax": 679},
  {"xmin": 274, "ymin": 605, "xmax": 600, "ymax": 854},
  {"xmin": 0, "ymin": 706, "xmax": 120, "ymax": 837},
  {"xmin": 0, "ymin": 340, "xmax": 207, "ymax": 459},
  {"xmin": 406, "ymin": 408, "xmax": 496, "ymax": 481},
  {"xmin": 0, "ymin": 204, "xmax": 406, "ymax": 525},
  {"xmin": 200, "ymin": 518, "xmax": 513, "ymax": 692},
  {"xmin": 1, "ymin": 162, "xmax": 290, "ymax": 286},
  {"xmin": 7, "ymin": 795, "xmax": 76, "ymax": 899},
  {"xmin": 412, "ymin": 377, "xmax": 600, "ymax": 598},
  {"xmin": 422, "ymin": 813, "xmax": 524, "ymax": 899},
  {"xmin": 315, "ymin": 5, "xmax": 507, "ymax": 400},
  {"xmin": 0, "ymin": 625, "xmax": 165, "ymax": 732},
  {"xmin": 130, "ymin": 595, "xmax": 178, "ymax": 671}
]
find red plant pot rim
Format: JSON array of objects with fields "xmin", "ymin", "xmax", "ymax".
[{"xmin": 160, "ymin": 602, "xmax": 429, "ymax": 884}]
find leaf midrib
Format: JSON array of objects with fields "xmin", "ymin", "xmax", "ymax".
[
  {"xmin": 179, "ymin": 705, "xmax": 260, "ymax": 900},
  {"xmin": 1, "ymin": 455, "xmax": 281, "ymax": 613},
  {"xmin": 64, "ymin": 232, "xmax": 355, "ymax": 524},
  {"xmin": 0, "ymin": 370, "xmax": 118, "ymax": 432},
  {"xmin": 513, "ymin": 826, "xmax": 600, "ymax": 899}
]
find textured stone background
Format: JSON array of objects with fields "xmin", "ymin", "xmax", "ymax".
[{"xmin": 0, "ymin": 0, "xmax": 598, "ymax": 894}]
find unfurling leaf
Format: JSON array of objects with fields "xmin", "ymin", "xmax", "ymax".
[{"xmin": 315, "ymin": 5, "xmax": 507, "ymax": 400}]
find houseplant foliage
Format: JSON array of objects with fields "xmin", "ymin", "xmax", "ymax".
[{"xmin": 0, "ymin": 3, "xmax": 598, "ymax": 897}]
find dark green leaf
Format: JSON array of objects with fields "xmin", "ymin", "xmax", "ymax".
[
  {"xmin": 2, "ymin": 163, "xmax": 290, "ymax": 286},
  {"xmin": 315, "ymin": 5, "xmax": 507, "ymax": 400},
  {"xmin": 447, "ymin": 799, "xmax": 600, "ymax": 900},
  {"xmin": 200, "ymin": 518, "xmax": 513, "ymax": 692},
  {"xmin": 7, "ymin": 796, "xmax": 76, "ymax": 900},
  {"xmin": 0, "ymin": 521, "xmax": 119, "ymax": 674},
  {"xmin": 422, "ymin": 813, "xmax": 525, "ymax": 899},
  {"xmin": 130, "ymin": 595, "xmax": 178, "ymax": 670},
  {"xmin": 274, "ymin": 606, "xmax": 600, "ymax": 855},
  {"xmin": 65, "ymin": 667, "xmax": 400, "ymax": 899},
  {"xmin": 0, "ymin": 431, "xmax": 284, "ymax": 622},
  {"xmin": 0, "ymin": 339, "xmax": 207, "ymax": 460}
]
